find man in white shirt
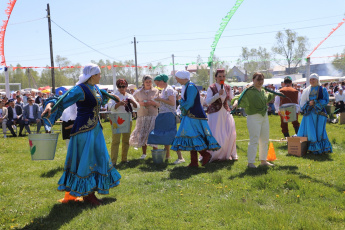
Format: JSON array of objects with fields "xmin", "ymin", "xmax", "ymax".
[
  {"xmin": 23, "ymin": 97, "xmax": 42, "ymax": 134},
  {"xmin": 335, "ymin": 88, "xmax": 345, "ymax": 114}
]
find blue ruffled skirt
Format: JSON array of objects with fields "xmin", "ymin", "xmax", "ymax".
[
  {"xmin": 297, "ymin": 113, "xmax": 332, "ymax": 154},
  {"xmin": 171, "ymin": 116, "xmax": 220, "ymax": 151},
  {"xmin": 147, "ymin": 112, "xmax": 177, "ymax": 145},
  {"xmin": 58, "ymin": 122, "xmax": 121, "ymax": 197}
]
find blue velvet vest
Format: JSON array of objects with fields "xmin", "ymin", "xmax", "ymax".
[
  {"xmin": 184, "ymin": 82, "xmax": 207, "ymax": 119},
  {"xmin": 70, "ymin": 84, "xmax": 101, "ymax": 136}
]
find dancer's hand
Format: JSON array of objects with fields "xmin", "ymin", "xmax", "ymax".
[{"xmin": 42, "ymin": 103, "xmax": 53, "ymax": 118}]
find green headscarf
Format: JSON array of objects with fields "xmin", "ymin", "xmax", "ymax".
[
  {"xmin": 154, "ymin": 75, "xmax": 162, "ymax": 81},
  {"xmin": 160, "ymin": 74, "xmax": 169, "ymax": 83}
]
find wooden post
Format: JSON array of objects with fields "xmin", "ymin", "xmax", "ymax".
[{"xmin": 47, "ymin": 4, "xmax": 55, "ymax": 94}]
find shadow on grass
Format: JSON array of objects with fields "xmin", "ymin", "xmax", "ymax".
[
  {"xmin": 167, "ymin": 160, "xmax": 235, "ymax": 180},
  {"xmin": 21, "ymin": 198, "xmax": 117, "ymax": 230},
  {"xmin": 287, "ymin": 169, "xmax": 344, "ymax": 193},
  {"xmin": 228, "ymin": 165, "xmax": 298, "ymax": 180},
  {"xmin": 138, "ymin": 158, "xmax": 169, "ymax": 172},
  {"xmin": 116, "ymin": 159, "xmax": 142, "ymax": 170},
  {"xmin": 285, "ymin": 152, "xmax": 333, "ymax": 162},
  {"xmin": 40, "ymin": 166, "xmax": 64, "ymax": 178}
]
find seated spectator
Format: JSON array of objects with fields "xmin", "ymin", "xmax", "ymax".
[
  {"xmin": 35, "ymin": 92, "xmax": 43, "ymax": 105},
  {"xmin": 334, "ymin": 88, "xmax": 345, "ymax": 114},
  {"xmin": 6, "ymin": 99, "xmax": 25, "ymax": 137},
  {"xmin": 23, "ymin": 97, "xmax": 42, "ymax": 134},
  {"xmin": 0, "ymin": 100, "xmax": 8, "ymax": 138},
  {"xmin": 15, "ymin": 95, "xmax": 24, "ymax": 108}
]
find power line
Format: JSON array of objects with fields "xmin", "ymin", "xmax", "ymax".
[
  {"xmin": 51, "ymin": 19, "xmax": 121, "ymax": 61},
  {"xmin": 8, "ymin": 17, "xmax": 46, "ymax": 25},
  {"xmin": 136, "ymin": 15, "xmax": 344, "ymax": 37},
  {"xmin": 317, "ymin": 44, "xmax": 345, "ymax": 50},
  {"xmin": 140, "ymin": 23, "xmax": 340, "ymax": 43},
  {"xmin": 139, "ymin": 57, "xmax": 171, "ymax": 65}
]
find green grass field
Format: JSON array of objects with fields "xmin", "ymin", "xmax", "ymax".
[{"xmin": 0, "ymin": 115, "xmax": 344, "ymax": 230}]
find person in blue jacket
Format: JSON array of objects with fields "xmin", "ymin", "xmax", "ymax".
[
  {"xmin": 42, "ymin": 63, "xmax": 121, "ymax": 205},
  {"xmin": 171, "ymin": 70, "xmax": 220, "ymax": 167},
  {"xmin": 298, "ymin": 73, "xmax": 332, "ymax": 154}
]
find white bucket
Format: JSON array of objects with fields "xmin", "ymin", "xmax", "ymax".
[
  {"xmin": 151, "ymin": 149, "xmax": 166, "ymax": 164},
  {"xmin": 280, "ymin": 103, "xmax": 297, "ymax": 123},
  {"xmin": 28, "ymin": 133, "xmax": 59, "ymax": 160},
  {"xmin": 109, "ymin": 112, "xmax": 131, "ymax": 134}
]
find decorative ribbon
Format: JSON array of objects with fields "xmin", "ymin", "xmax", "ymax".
[
  {"xmin": 0, "ymin": 0, "xmax": 17, "ymax": 66},
  {"xmin": 208, "ymin": 0, "xmax": 245, "ymax": 66},
  {"xmin": 307, "ymin": 18, "xmax": 345, "ymax": 58}
]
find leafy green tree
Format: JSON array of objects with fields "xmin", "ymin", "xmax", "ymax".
[
  {"xmin": 332, "ymin": 48, "xmax": 345, "ymax": 75},
  {"xmin": 238, "ymin": 47, "xmax": 272, "ymax": 80},
  {"xmin": 272, "ymin": 29, "xmax": 308, "ymax": 74}
]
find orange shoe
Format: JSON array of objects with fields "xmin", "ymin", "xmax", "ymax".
[{"xmin": 58, "ymin": 192, "xmax": 81, "ymax": 203}]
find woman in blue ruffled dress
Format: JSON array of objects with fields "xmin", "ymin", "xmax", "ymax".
[
  {"xmin": 298, "ymin": 73, "xmax": 332, "ymax": 154},
  {"xmin": 171, "ymin": 70, "xmax": 220, "ymax": 167},
  {"xmin": 42, "ymin": 64, "xmax": 121, "ymax": 206}
]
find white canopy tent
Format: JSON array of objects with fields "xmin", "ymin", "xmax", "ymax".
[
  {"xmin": 226, "ymin": 82, "xmax": 248, "ymax": 87},
  {"xmin": 293, "ymin": 76, "xmax": 343, "ymax": 84}
]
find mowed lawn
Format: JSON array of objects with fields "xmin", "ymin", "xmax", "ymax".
[{"xmin": 0, "ymin": 115, "xmax": 344, "ymax": 230}]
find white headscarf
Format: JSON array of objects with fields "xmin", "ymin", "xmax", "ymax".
[
  {"xmin": 300, "ymin": 73, "xmax": 320, "ymax": 108},
  {"xmin": 175, "ymin": 70, "xmax": 190, "ymax": 80},
  {"xmin": 76, "ymin": 63, "xmax": 101, "ymax": 85}
]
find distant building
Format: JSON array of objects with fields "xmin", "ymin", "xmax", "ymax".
[
  {"xmin": 230, "ymin": 66, "xmax": 246, "ymax": 82},
  {"xmin": 186, "ymin": 64, "xmax": 210, "ymax": 73}
]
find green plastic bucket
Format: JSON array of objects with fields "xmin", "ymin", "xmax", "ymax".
[
  {"xmin": 151, "ymin": 149, "xmax": 166, "ymax": 164},
  {"xmin": 28, "ymin": 133, "xmax": 59, "ymax": 160}
]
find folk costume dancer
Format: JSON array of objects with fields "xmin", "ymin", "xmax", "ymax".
[
  {"xmin": 171, "ymin": 70, "xmax": 220, "ymax": 167},
  {"xmin": 206, "ymin": 69, "xmax": 238, "ymax": 161},
  {"xmin": 297, "ymin": 73, "xmax": 332, "ymax": 154},
  {"xmin": 42, "ymin": 64, "xmax": 121, "ymax": 206},
  {"xmin": 148, "ymin": 74, "xmax": 185, "ymax": 163},
  {"xmin": 274, "ymin": 76, "xmax": 300, "ymax": 138},
  {"xmin": 232, "ymin": 72, "xmax": 284, "ymax": 168}
]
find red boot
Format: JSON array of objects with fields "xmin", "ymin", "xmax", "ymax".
[
  {"xmin": 200, "ymin": 150, "xmax": 211, "ymax": 166},
  {"xmin": 84, "ymin": 193, "xmax": 101, "ymax": 206},
  {"xmin": 188, "ymin": 151, "xmax": 199, "ymax": 167}
]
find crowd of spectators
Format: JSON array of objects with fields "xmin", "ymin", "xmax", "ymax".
[{"xmin": 0, "ymin": 90, "xmax": 53, "ymax": 138}]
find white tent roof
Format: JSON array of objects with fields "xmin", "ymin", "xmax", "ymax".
[{"xmin": 293, "ymin": 76, "xmax": 343, "ymax": 84}]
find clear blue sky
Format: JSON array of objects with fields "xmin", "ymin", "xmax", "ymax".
[{"xmin": 1, "ymin": 0, "xmax": 345, "ymax": 72}]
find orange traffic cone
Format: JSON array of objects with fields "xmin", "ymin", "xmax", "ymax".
[{"xmin": 267, "ymin": 142, "xmax": 277, "ymax": 161}]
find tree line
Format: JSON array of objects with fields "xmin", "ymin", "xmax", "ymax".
[{"xmin": 1, "ymin": 29, "xmax": 345, "ymax": 90}]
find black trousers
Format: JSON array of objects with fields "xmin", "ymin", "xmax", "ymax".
[{"xmin": 6, "ymin": 119, "xmax": 24, "ymax": 135}]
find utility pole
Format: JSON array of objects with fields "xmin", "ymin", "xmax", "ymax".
[
  {"xmin": 306, "ymin": 57, "xmax": 311, "ymax": 87},
  {"xmin": 5, "ymin": 67, "xmax": 10, "ymax": 98},
  {"xmin": 112, "ymin": 65, "xmax": 117, "ymax": 92},
  {"xmin": 172, "ymin": 54, "xmax": 175, "ymax": 83},
  {"xmin": 26, "ymin": 68, "xmax": 31, "ymax": 88},
  {"xmin": 47, "ymin": 4, "xmax": 55, "ymax": 94},
  {"xmin": 209, "ymin": 62, "xmax": 213, "ymax": 86},
  {"xmin": 132, "ymin": 37, "xmax": 139, "ymax": 88}
]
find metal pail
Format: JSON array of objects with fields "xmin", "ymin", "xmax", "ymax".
[
  {"xmin": 109, "ymin": 112, "xmax": 131, "ymax": 134},
  {"xmin": 28, "ymin": 133, "xmax": 59, "ymax": 160},
  {"xmin": 151, "ymin": 149, "xmax": 166, "ymax": 164},
  {"xmin": 279, "ymin": 103, "xmax": 297, "ymax": 123}
]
